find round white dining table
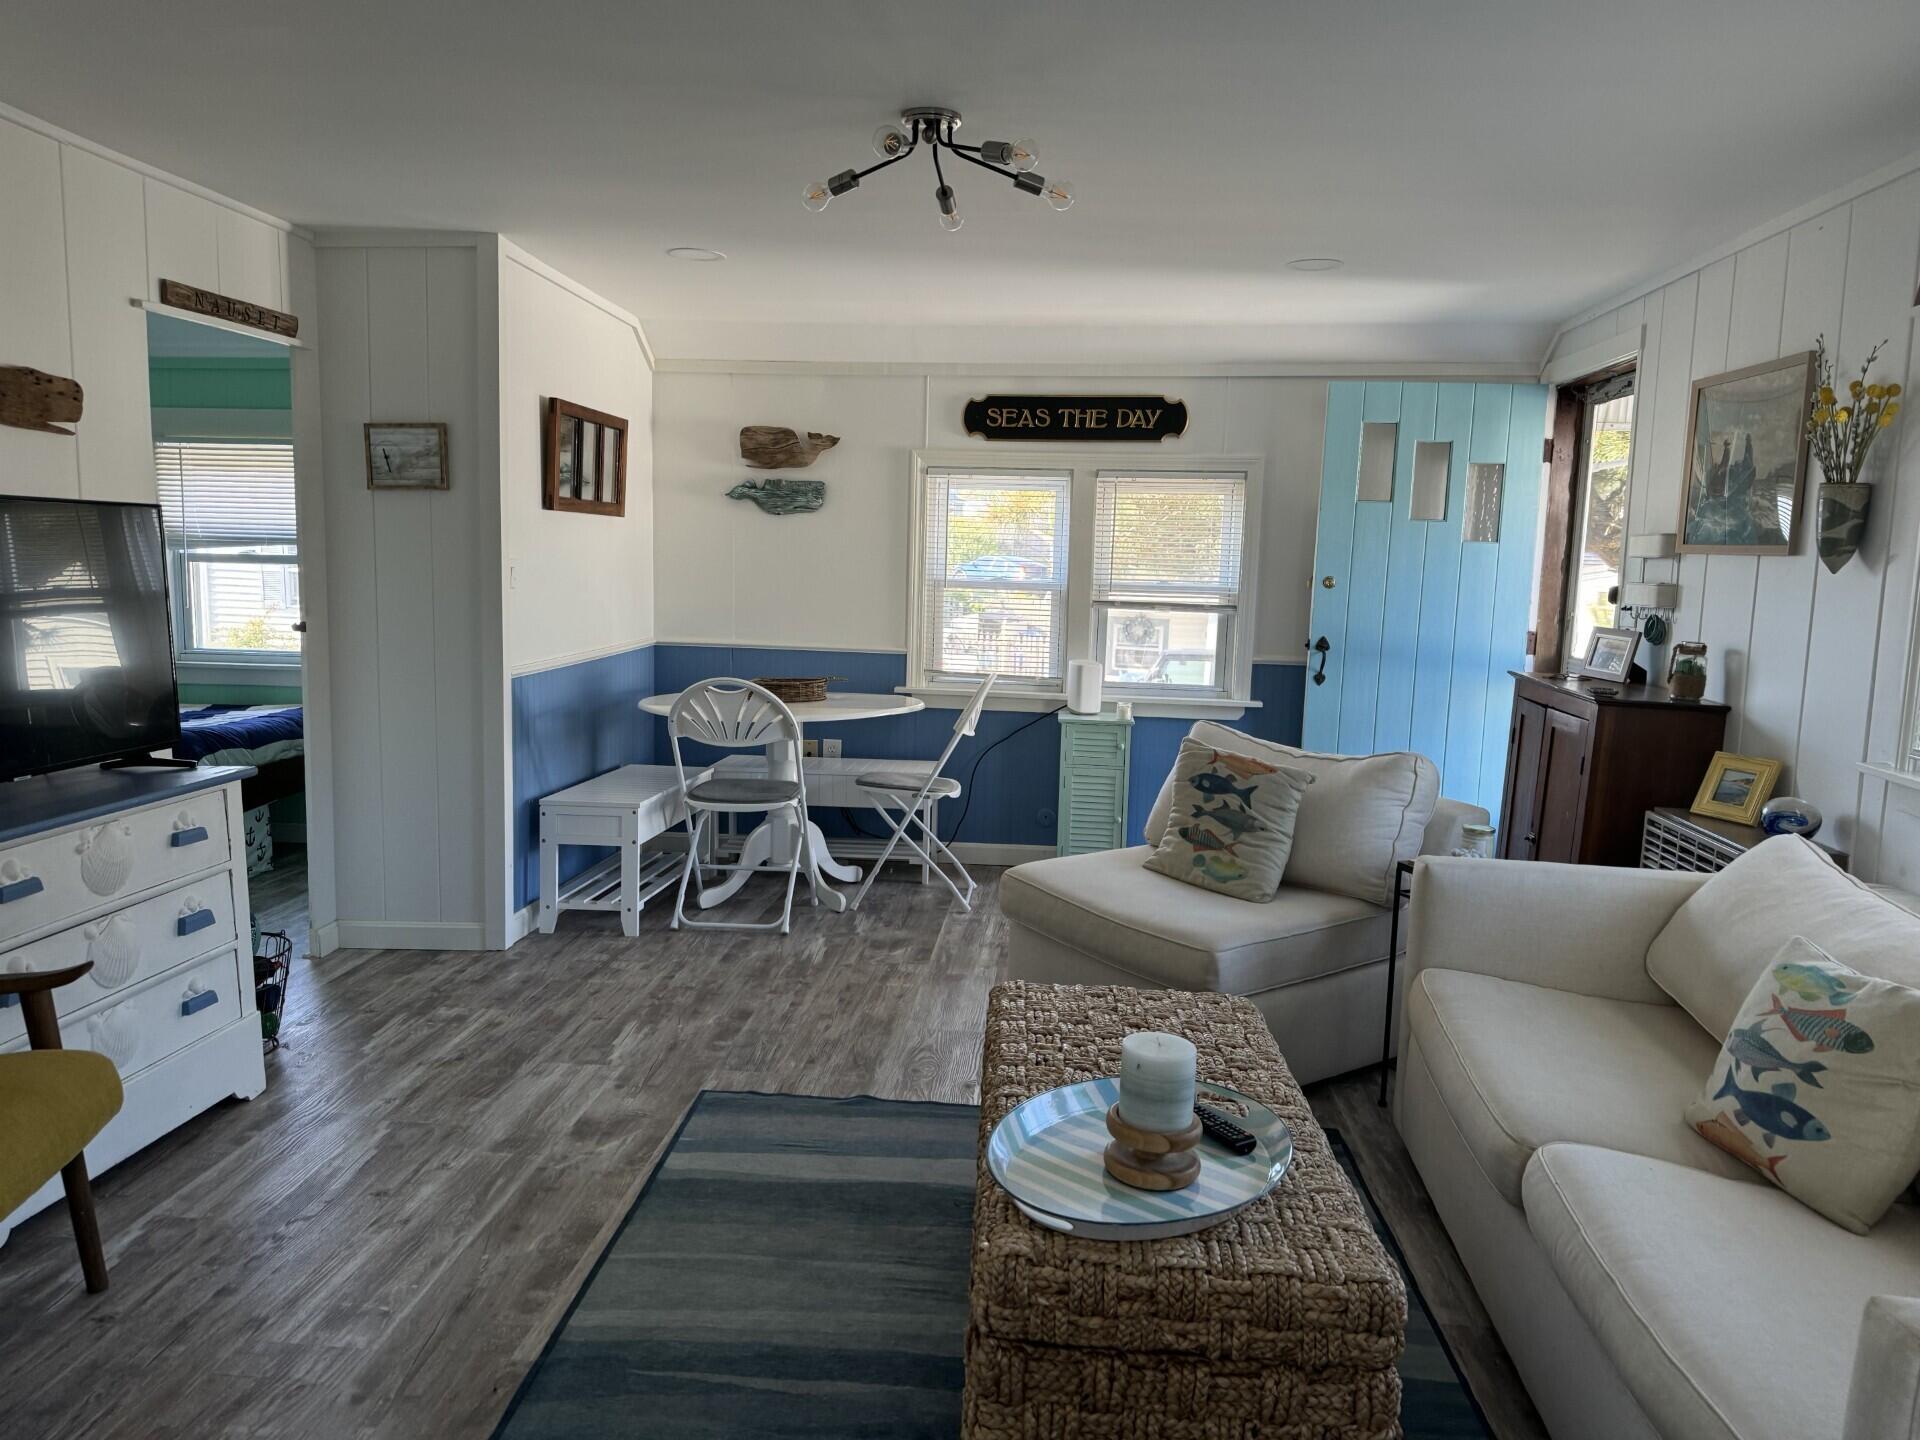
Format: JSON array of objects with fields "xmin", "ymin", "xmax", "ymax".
[{"xmin": 637, "ymin": 690, "xmax": 926, "ymax": 913}]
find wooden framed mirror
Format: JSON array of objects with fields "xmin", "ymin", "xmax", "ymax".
[{"xmin": 543, "ymin": 397, "xmax": 628, "ymax": 515}]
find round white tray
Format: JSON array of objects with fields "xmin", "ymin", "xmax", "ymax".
[{"xmin": 985, "ymin": 1077, "xmax": 1293, "ymax": 1241}]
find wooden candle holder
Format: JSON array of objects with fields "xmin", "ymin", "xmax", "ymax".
[{"xmin": 1103, "ymin": 1104, "xmax": 1202, "ymax": 1191}]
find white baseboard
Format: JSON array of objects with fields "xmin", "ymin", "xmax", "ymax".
[
  {"xmin": 334, "ymin": 919, "xmax": 487, "ymax": 952},
  {"xmin": 951, "ymin": 842, "xmax": 1054, "ymax": 866},
  {"xmin": 311, "ymin": 920, "xmax": 340, "ymax": 957}
]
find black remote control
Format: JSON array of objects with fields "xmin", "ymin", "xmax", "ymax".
[{"xmin": 1194, "ymin": 1103, "xmax": 1257, "ymax": 1156}]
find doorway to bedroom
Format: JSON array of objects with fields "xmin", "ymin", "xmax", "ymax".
[{"xmin": 146, "ymin": 311, "xmax": 310, "ymax": 975}]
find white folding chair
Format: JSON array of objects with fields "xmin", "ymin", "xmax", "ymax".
[
  {"xmin": 668, "ymin": 679, "xmax": 814, "ymax": 934},
  {"xmin": 848, "ymin": 674, "xmax": 995, "ymax": 912}
]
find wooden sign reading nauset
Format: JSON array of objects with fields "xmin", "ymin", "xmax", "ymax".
[
  {"xmin": 964, "ymin": 395, "xmax": 1187, "ymax": 443},
  {"xmin": 158, "ymin": 279, "xmax": 300, "ymax": 339}
]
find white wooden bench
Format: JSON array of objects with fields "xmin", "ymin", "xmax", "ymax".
[{"xmin": 537, "ymin": 764, "xmax": 712, "ymax": 937}]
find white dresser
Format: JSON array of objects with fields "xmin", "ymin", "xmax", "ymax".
[{"xmin": 0, "ymin": 765, "xmax": 266, "ymax": 1243}]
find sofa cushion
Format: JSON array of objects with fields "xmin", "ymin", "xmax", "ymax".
[
  {"xmin": 1143, "ymin": 738, "xmax": 1313, "ymax": 900},
  {"xmin": 1647, "ymin": 835, "xmax": 1920, "ymax": 1040},
  {"xmin": 1406, "ymin": 968, "xmax": 1755, "ymax": 1206},
  {"xmin": 999, "ymin": 846, "xmax": 1393, "ymax": 996},
  {"xmin": 1145, "ymin": 721, "xmax": 1438, "ymax": 907},
  {"xmin": 1524, "ymin": 1142, "xmax": 1920, "ymax": 1440},
  {"xmin": 1684, "ymin": 936, "xmax": 1920, "ymax": 1233}
]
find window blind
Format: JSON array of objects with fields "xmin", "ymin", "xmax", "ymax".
[
  {"xmin": 155, "ymin": 440, "xmax": 297, "ymax": 551},
  {"xmin": 921, "ymin": 468, "xmax": 1070, "ymax": 682},
  {"xmin": 1092, "ymin": 472, "xmax": 1246, "ymax": 609}
]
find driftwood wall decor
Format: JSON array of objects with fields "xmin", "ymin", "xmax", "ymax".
[
  {"xmin": 728, "ymin": 478, "xmax": 826, "ymax": 515},
  {"xmin": 157, "ymin": 279, "xmax": 300, "ymax": 339},
  {"xmin": 0, "ymin": 366, "xmax": 84, "ymax": 435},
  {"xmin": 739, "ymin": 425, "xmax": 838, "ymax": 469}
]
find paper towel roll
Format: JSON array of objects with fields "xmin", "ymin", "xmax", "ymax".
[{"xmin": 1067, "ymin": 660, "xmax": 1103, "ymax": 714}]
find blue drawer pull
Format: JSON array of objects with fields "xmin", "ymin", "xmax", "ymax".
[
  {"xmin": 180, "ymin": 988, "xmax": 218, "ymax": 1017},
  {"xmin": 177, "ymin": 908, "xmax": 216, "ymax": 937},
  {"xmin": 0, "ymin": 875, "xmax": 44, "ymax": 904},
  {"xmin": 171, "ymin": 826, "xmax": 209, "ymax": 848}
]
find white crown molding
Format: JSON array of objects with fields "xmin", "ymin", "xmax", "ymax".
[
  {"xmin": 651, "ymin": 356, "xmax": 1542, "ymax": 381},
  {"xmin": 500, "ymin": 238, "xmax": 658, "ymax": 372},
  {"xmin": 309, "ymin": 228, "xmax": 487, "ymax": 250},
  {"xmin": 1541, "ymin": 144, "xmax": 1920, "ymax": 369},
  {"xmin": 0, "ymin": 98, "xmax": 308, "ymax": 238}
]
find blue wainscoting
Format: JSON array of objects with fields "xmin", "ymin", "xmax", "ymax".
[
  {"xmin": 649, "ymin": 645, "xmax": 1306, "ymax": 850},
  {"xmin": 511, "ymin": 645, "xmax": 657, "ymax": 910}
]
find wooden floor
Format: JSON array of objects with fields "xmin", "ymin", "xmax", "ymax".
[{"xmin": 0, "ymin": 862, "xmax": 1545, "ymax": 1440}]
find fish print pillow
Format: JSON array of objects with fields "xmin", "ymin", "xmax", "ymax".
[
  {"xmin": 1684, "ymin": 936, "xmax": 1920, "ymax": 1233},
  {"xmin": 1142, "ymin": 739, "xmax": 1313, "ymax": 901}
]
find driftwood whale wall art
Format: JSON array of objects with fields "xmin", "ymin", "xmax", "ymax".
[
  {"xmin": 0, "ymin": 366, "xmax": 84, "ymax": 435},
  {"xmin": 727, "ymin": 478, "xmax": 826, "ymax": 515},
  {"xmin": 739, "ymin": 425, "xmax": 838, "ymax": 469}
]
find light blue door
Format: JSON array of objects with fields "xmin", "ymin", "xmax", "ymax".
[{"xmin": 1302, "ymin": 381, "xmax": 1548, "ymax": 823}]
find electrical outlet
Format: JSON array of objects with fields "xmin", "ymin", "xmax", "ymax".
[
  {"xmin": 822, "ymin": 738, "xmax": 843, "ymax": 758},
  {"xmin": 802, "ymin": 739, "xmax": 820, "ymax": 758}
]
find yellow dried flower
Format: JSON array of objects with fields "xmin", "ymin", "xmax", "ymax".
[
  {"xmin": 1882, "ymin": 413, "xmax": 1897, "ymax": 428},
  {"xmin": 1820, "ymin": 385, "xmax": 1837, "ymax": 405},
  {"xmin": 1868, "ymin": 384, "xmax": 1887, "ymax": 399},
  {"xmin": 1813, "ymin": 407, "xmax": 1831, "ymax": 424},
  {"xmin": 1851, "ymin": 379, "xmax": 1865, "ymax": 398},
  {"xmin": 1836, "ymin": 408, "xmax": 1852, "ymax": 423},
  {"xmin": 1891, "ymin": 384, "xmax": 1904, "ymax": 398},
  {"xmin": 1888, "ymin": 401, "xmax": 1903, "ymax": 418}
]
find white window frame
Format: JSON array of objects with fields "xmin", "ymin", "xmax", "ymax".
[{"xmin": 906, "ymin": 450, "xmax": 1264, "ymax": 715}]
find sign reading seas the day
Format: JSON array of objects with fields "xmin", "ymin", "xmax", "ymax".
[{"xmin": 963, "ymin": 395, "xmax": 1188, "ymax": 443}]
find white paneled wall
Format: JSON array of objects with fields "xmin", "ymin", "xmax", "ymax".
[
  {"xmin": 0, "ymin": 110, "xmax": 294, "ymax": 504},
  {"xmin": 1547, "ymin": 164, "xmax": 1920, "ymax": 869},
  {"xmin": 651, "ymin": 372, "xmax": 1327, "ymax": 659},
  {"xmin": 315, "ymin": 243, "xmax": 488, "ymax": 949}
]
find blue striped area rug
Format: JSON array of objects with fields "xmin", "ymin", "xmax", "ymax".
[{"xmin": 491, "ymin": 1092, "xmax": 1490, "ymax": 1439}]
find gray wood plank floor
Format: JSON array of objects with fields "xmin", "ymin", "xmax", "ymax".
[{"xmin": 0, "ymin": 860, "xmax": 1545, "ymax": 1440}]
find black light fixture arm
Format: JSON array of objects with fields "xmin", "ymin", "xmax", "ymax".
[
  {"xmin": 807, "ymin": 107, "xmax": 1071, "ymax": 227},
  {"xmin": 846, "ymin": 137, "xmax": 919, "ymax": 186}
]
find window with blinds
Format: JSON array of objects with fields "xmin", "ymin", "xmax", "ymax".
[
  {"xmin": 1092, "ymin": 471, "xmax": 1247, "ymax": 692},
  {"xmin": 921, "ymin": 468, "xmax": 1070, "ymax": 683},
  {"xmin": 154, "ymin": 440, "xmax": 300, "ymax": 656}
]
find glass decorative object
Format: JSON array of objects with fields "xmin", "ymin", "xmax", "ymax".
[
  {"xmin": 1668, "ymin": 641, "xmax": 1708, "ymax": 701},
  {"xmin": 1761, "ymin": 797, "xmax": 1823, "ymax": 839},
  {"xmin": 1452, "ymin": 823, "xmax": 1497, "ymax": 859}
]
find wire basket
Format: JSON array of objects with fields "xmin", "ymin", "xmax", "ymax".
[
  {"xmin": 254, "ymin": 930, "xmax": 293, "ymax": 1054},
  {"xmin": 752, "ymin": 675, "xmax": 843, "ymax": 704}
]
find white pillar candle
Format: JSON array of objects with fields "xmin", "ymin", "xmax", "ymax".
[{"xmin": 1117, "ymin": 1031, "xmax": 1197, "ymax": 1133}]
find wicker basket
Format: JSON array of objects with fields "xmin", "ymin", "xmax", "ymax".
[{"xmin": 753, "ymin": 675, "xmax": 842, "ymax": 704}]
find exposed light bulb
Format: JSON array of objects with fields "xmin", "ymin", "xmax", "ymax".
[
  {"xmin": 1042, "ymin": 178, "xmax": 1074, "ymax": 211},
  {"xmin": 935, "ymin": 183, "xmax": 963, "ymax": 232},
  {"xmin": 939, "ymin": 210, "xmax": 965, "ymax": 233},
  {"xmin": 872, "ymin": 124, "xmax": 910, "ymax": 160},
  {"xmin": 802, "ymin": 179, "xmax": 832, "ymax": 213},
  {"xmin": 1009, "ymin": 138, "xmax": 1040, "ymax": 172}
]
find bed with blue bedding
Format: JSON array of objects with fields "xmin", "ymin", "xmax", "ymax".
[{"xmin": 177, "ymin": 704, "xmax": 305, "ymax": 874}]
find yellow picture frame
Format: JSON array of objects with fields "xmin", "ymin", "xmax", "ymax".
[{"xmin": 1690, "ymin": 751, "xmax": 1782, "ymax": 827}]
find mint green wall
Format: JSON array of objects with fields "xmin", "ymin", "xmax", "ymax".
[
  {"xmin": 177, "ymin": 682, "xmax": 303, "ymax": 704},
  {"xmin": 149, "ymin": 356, "xmax": 291, "ymax": 410}
]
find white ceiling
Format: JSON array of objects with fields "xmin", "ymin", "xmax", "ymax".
[{"xmin": 7, "ymin": 0, "xmax": 1920, "ymax": 368}]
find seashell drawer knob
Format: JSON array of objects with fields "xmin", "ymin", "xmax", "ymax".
[{"xmin": 0, "ymin": 767, "xmax": 265, "ymax": 1243}]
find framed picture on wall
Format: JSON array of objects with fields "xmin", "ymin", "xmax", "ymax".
[
  {"xmin": 1676, "ymin": 353, "xmax": 1814, "ymax": 555},
  {"xmin": 365, "ymin": 423, "xmax": 449, "ymax": 490},
  {"xmin": 543, "ymin": 398, "xmax": 628, "ymax": 515}
]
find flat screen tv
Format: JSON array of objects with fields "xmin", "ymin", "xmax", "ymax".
[{"xmin": 0, "ymin": 496, "xmax": 181, "ymax": 781}]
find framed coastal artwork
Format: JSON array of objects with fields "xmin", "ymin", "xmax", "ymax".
[
  {"xmin": 1676, "ymin": 353, "xmax": 1815, "ymax": 556},
  {"xmin": 1690, "ymin": 750, "xmax": 1782, "ymax": 827},
  {"xmin": 364, "ymin": 423, "xmax": 449, "ymax": 490}
]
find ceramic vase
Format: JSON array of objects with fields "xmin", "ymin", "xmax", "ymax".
[{"xmin": 1818, "ymin": 482, "xmax": 1872, "ymax": 574}]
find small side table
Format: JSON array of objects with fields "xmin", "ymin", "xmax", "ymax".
[
  {"xmin": 1378, "ymin": 858, "xmax": 1415, "ymax": 1106},
  {"xmin": 1055, "ymin": 709, "xmax": 1133, "ymax": 855}
]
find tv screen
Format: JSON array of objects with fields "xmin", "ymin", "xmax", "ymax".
[{"xmin": 0, "ymin": 497, "xmax": 181, "ymax": 781}]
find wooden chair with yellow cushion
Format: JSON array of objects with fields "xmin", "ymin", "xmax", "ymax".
[{"xmin": 0, "ymin": 961, "xmax": 124, "ymax": 1293}]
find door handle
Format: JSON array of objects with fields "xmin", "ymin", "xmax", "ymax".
[{"xmin": 1306, "ymin": 636, "xmax": 1330, "ymax": 686}]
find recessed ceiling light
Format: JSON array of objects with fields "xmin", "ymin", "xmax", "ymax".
[
  {"xmin": 666, "ymin": 246, "xmax": 726, "ymax": 262},
  {"xmin": 1287, "ymin": 257, "xmax": 1343, "ymax": 272}
]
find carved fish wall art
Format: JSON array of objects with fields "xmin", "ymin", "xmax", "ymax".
[
  {"xmin": 727, "ymin": 478, "xmax": 826, "ymax": 515},
  {"xmin": 739, "ymin": 425, "xmax": 839, "ymax": 469},
  {"xmin": 0, "ymin": 366, "xmax": 84, "ymax": 435}
]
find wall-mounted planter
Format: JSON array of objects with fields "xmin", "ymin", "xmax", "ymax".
[{"xmin": 1817, "ymin": 481, "xmax": 1872, "ymax": 574}]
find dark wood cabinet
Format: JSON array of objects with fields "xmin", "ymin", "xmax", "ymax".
[{"xmin": 1497, "ymin": 671, "xmax": 1730, "ymax": 866}]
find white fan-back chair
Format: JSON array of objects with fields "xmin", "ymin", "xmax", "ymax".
[
  {"xmin": 849, "ymin": 673, "xmax": 995, "ymax": 912},
  {"xmin": 668, "ymin": 679, "xmax": 813, "ymax": 934}
]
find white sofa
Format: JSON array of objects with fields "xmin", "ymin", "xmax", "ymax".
[
  {"xmin": 1001, "ymin": 722, "xmax": 1488, "ymax": 1085},
  {"xmin": 1395, "ymin": 843, "xmax": 1920, "ymax": 1440}
]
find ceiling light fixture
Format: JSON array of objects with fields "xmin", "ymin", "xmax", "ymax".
[
  {"xmin": 666, "ymin": 246, "xmax": 726, "ymax": 261},
  {"xmin": 1286, "ymin": 257, "xmax": 1344, "ymax": 272},
  {"xmin": 803, "ymin": 107, "xmax": 1073, "ymax": 231}
]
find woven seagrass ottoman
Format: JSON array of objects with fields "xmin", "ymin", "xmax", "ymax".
[{"xmin": 964, "ymin": 981, "xmax": 1406, "ymax": 1440}]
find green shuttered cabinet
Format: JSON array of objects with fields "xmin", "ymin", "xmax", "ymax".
[{"xmin": 1056, "ymin": 711, "xmax": 1133, "ymax": 855}]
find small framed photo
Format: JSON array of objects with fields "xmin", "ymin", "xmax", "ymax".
[
  {"xmin": 1575, "ymin": 625, "xmax": 1641, "ymax": 683},
  {"xmin": 1691, "ymin": 751, "xmax": 1782, "ymax": 827},
  {"xmin": 365, "ymin": 423, "xmax": 449, "ymax": 490}
]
